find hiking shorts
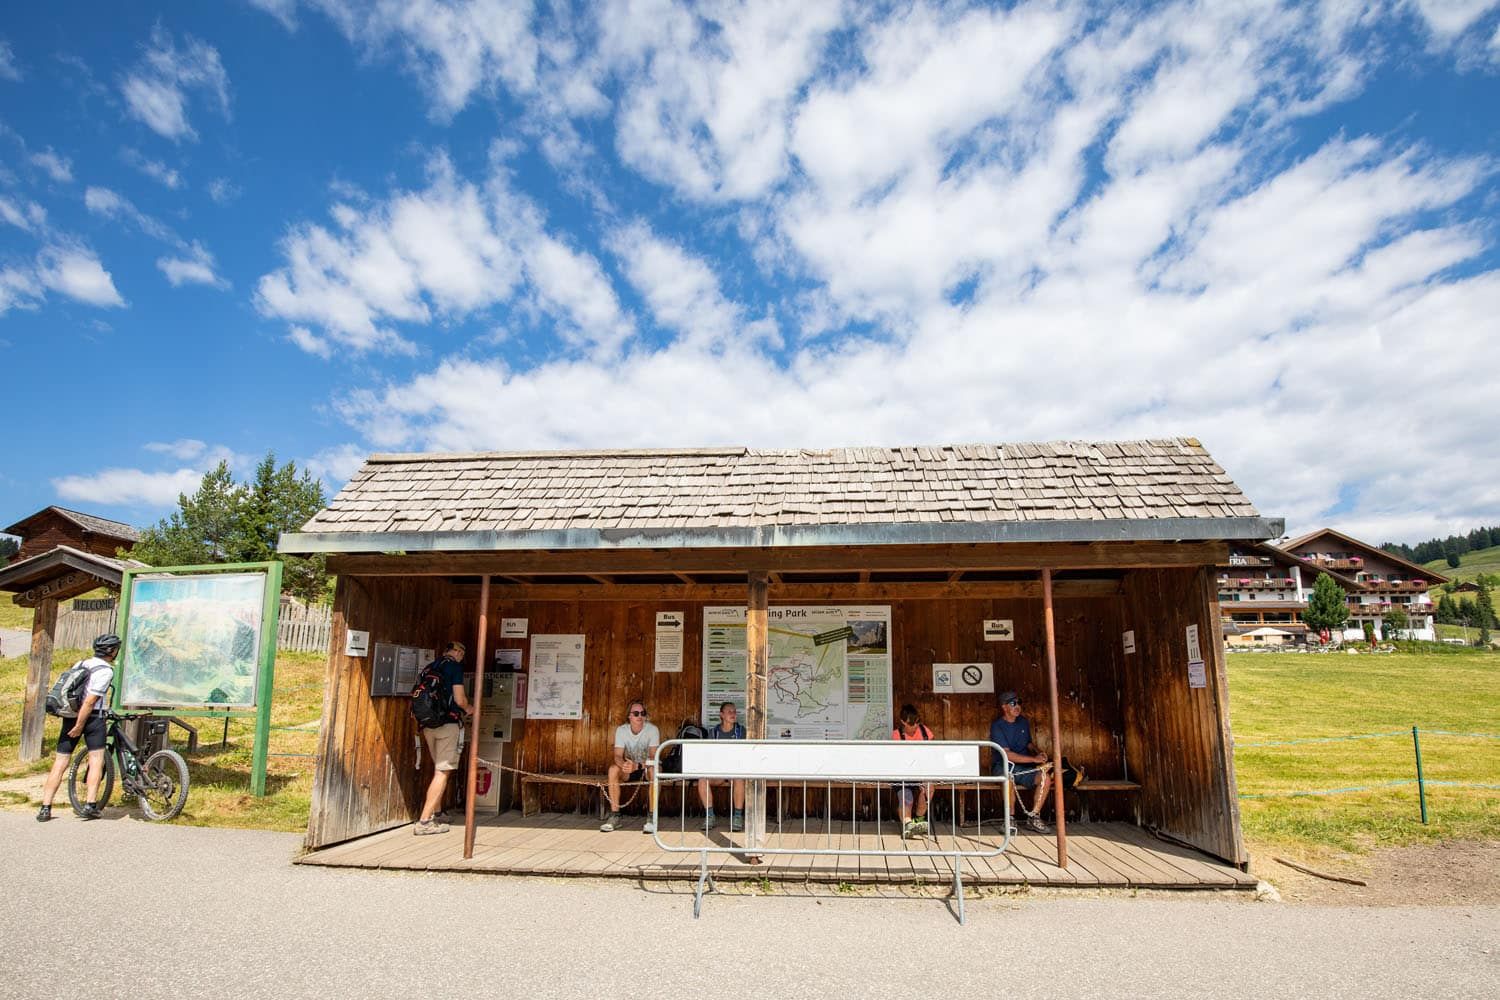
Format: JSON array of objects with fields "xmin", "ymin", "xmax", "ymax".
[
  {"xmin": 423, "ymin": 723, "xmax": 461, "ymax": 771},
  {"xmin": 55, "ymin": 713, "xmax": 106, "ymax": 755}
]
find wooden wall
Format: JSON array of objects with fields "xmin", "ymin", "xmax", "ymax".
[
  {"xmin": 306, "ymin": 575, "xmax": 452, "ymax": 849},
  {"xmin": 1120, "ymin": 566, "xmax": 1246, "ymax": 865},
  {"xmin": 16, "ymin": 512, "xmax": 134, "ymax": 561},
  {"xmin": 307, "ymin": 584, "xmax": 1139, "ymax": 847}
]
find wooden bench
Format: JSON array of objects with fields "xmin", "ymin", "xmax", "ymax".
[
  {"xmin": 520, "ymin": 772, "xmax": 652, "ymax": 817},
  {"xmin": 1072, "ymin": 779, "xmax": 1141, "ymax": 823}
]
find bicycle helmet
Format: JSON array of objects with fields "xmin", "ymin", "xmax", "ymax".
[{"xmin": 93, "ymin": 633, "xmax": 123, "ymax": 656}]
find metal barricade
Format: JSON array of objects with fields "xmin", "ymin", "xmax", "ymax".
[{"xmin": 651, "ymin": 739, "xmax": 1013, "ymax": 923}]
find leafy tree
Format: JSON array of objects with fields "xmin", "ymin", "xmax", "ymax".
[
  {"xmin": 131, "ymin": 453, "xmax": 330, "ymax": 604},
  {"xmin": 1302, "ymin": 572, "xmax": 1350, "ymax": 637},
  {"xmin": 1445, "ymin": 544, "xmax": 1461, "ymax": 569},
  {"xmin": 1382, "ymin": 606, "xmax": 1410, "ymax": 642},
  {"xmin": 1362, "ymin": 621, "xmax": 1376, "ymax": 646}
]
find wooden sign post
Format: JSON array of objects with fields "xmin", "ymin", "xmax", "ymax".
[{"xmin": 19, "ymin": 598, "xmax": 58, "ymax": 762}]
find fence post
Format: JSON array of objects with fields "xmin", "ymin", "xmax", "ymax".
[{"xmin": 1411, "ymin": 726, "xmax": 1427, "ymax": 824}]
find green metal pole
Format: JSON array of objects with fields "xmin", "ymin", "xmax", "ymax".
[
  {"xmin": 111, "ymin": 569, "xmax": 137, "ymax": 713},
  {"xmin": 249, "ymin": 562, "xmax": 283, "ymax": 797},
  {"xmin": 1412, "ymin": 725, "xmax": 1428, "ymax": 824}
]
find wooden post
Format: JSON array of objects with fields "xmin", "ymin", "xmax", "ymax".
[
  {"xmin": 463, "ymin": 574, "xmax": 491, "ymax": 859},
  {"xmin": 20, "ymin": 598, "xmax": 58, "ymax": 762},
  {"xmin": 1042, "ymin": 568, "xmax": 1068, "ymax": 868},
  {"xmin": 744, "ymin": 570, "xmax": 769, "ymax": 856}
]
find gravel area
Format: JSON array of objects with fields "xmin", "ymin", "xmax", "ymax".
[{"xmin": 3, "ymin": 812, "xmax": 1496, "ymax": 999}]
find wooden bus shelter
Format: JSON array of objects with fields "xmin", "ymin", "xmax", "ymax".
[{"xmin": 282, "ymin": 439, "xmax": 1281, "ymax": 879}]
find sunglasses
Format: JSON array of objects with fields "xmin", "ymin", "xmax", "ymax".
[
  {"xmin": 1005, "ymin": 699, "xmax": 1020, "ymax": 706},
  {"xmin": 630, "ymin": 710, "xmax": 648, "ymax": 717}
]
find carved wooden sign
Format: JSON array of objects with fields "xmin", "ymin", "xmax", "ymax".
[{"xmin": 17, "ymin": 570, "xmax": 98, "ymax": 608}]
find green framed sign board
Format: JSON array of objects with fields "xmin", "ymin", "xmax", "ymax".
[{"xmin": 112, "ymin": 561, "xmax": 283, "ymax": 796}]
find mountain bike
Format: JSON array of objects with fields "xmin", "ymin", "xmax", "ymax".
[{"xmin": 66, "ymin": 710, "xmax": 190, "ymax": 821}]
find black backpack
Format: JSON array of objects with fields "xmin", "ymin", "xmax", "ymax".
[
  {"xmin": 660, "ymin": 719, "xmax": 708, "ymax": 774},
  {"xmin": 896, "ymin": 723, "xmax": 933, "ymax": 740},
  {"xmin": 410, "ymin": 661, "xmax": 456, "ymax": 729},
  {"xmin": 45, "ymin": 660, "xmax": 98, "ymax": 717}
]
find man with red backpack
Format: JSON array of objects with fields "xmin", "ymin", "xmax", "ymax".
[{"xmin": 412, "ymin": 642, "xmax": 473, "ymax": 835}]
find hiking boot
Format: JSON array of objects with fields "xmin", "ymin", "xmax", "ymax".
[
  {"xmin": 600, "ymin": 812, "xmax": 620, "ymax": 833},
  {"xmin": 79, "ymin": 803, "xmax": 102, "ymax": 821},
  {"xmin": 35, "ymin": 804, "xmax": 52, "ymax": 823},
  {"xmin": 643, "ymin": 821, "xmax": 656, "ymax": 835},
  {"xmin": 703, "ymin": 809, "xmax": 717, "ymax": 831},
  {"xmin": 1025, "ymin": 814, "xmax": 1051, "ymax": 834},
  {"xmin": 413, "ymin": 818, "xmax": 449, "ymax": 835}
]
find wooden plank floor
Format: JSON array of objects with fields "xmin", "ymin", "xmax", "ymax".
[{"xmin": 299, "ymin": 811, "xmax": 1258, "ymax": 890}]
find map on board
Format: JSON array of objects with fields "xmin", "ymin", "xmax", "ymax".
[
  {"xmin": 703, "ymin": 606, "xmax": 892, "ymax": 741},
  {"xmin": 120, "ymin": 572, "xmax": 268, "ymax": 708},
  {"xmin": 526, "ymin": 634, "xmax": 585, "ymax": 719}
]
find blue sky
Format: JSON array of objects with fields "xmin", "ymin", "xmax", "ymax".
[{"xmin": 2, "ymin": 0, "xmax": 1498, "ymax": 544}]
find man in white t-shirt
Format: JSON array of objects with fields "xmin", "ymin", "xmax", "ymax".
[
  {"xmin": 601, "ymin": 699, "xmax": 660, "ymax": 833},
  {"xmin": 37, "ymin": 634, "xmax": 120, "ymax": 822}
]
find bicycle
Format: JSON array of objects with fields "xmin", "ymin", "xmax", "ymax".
[{"xmin": 66, "ymin": 710, "xmax": 190, "ymax": 821}]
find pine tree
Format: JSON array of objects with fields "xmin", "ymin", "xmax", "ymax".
[
  {"xmin": 131, "ymin": 462, "xmax": 246, "ymax": 565},
  {"xmin": 1477, "ymin": 580, "xmax": 1497, "ymax": 646},
  {"xmin": 1436, "ymin": 593, "xmax": 1457, "ymax": 625},
  {"xmin": 1302, "ymin": 572, "xmax": 1350, "ymax": 638}
]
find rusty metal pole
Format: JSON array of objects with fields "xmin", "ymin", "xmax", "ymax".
[
  {"xmin": 463, "ymin": 574, "xmax": 491, "ymax": 859},
  {"xmin": 744, "ymin": 571, "xmax": 769, "ymax": 858},
  {"xmin": 1042, "ymin": 567, "xmax": 1068, "ymax": 869}
]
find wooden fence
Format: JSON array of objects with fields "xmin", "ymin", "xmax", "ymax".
[{"xmin": 51, "ymin": 602, "xmax": 332, "ymax": 654}]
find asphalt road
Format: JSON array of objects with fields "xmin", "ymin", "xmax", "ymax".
[{"xmin": 2, "ymin": 811, "xmax": 1496, "ymax": 999}]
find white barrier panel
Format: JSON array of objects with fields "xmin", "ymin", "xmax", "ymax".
[{"xmin": 680, "ymin": 740, "xmax": 979, "ymax": 780}]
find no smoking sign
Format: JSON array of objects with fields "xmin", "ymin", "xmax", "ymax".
[{"xmin": 932, "ymin": 662, "xmax": 995, "ymax": 694}]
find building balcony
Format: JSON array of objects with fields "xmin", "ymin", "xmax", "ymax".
[
  {"xmin": 1218, "ymin": 577, "xmax": 1297, "ymax": 590},
  {"xmin": 1311, "ymin": 556, "xmax": 1362, "ymax": 570},
  {"xmin": 1346, "ymin": 602, "xmax": 1434, "ymax": 617}
]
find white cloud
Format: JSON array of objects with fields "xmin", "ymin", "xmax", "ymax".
[
  {"xmin": 84, "ymin": 185, "xmax": 180, "ymax": 244},
  {"xmin": 1408, "ymin": 0, "xmax": 1500, "ymax": 39},
  {"xmin": 29, "ymin": 148, "xmax": 73, "ymax": 183},
  {"xmin": 258, "ymin": 152, "xmax": 633, "ymax": 356},
  {"xmin": 247, "ymin": 0, "xmax": 299, "ymax": 31},
  {"xmin": 144, "ymin": 439, "xmax": 208, "ymax": 460},
  {"xmin": 37, "ymin": 245, "xmax": 125, "ymax": 308},
  {"xmin": 304, "ymin": 442, "xmax": 368, "ymax": 485},
  {"xmin": 52, "ymin": 467, "xmax": 203, "ymax": 506},
  {"xmin": 122, "ymin": 148, "xmax": 183, "ymax": 189},
  {"xmin": 120, "ymin": 26, "xmax": 231, "ymax": 141},
  {"xmin": 0, "ymin": 195, "xmax": 46, "ymax": 231},
  {"xmin": 157, "ymin": 242, "xmax": 229, "ymax": 289},
  {"xmin": 0, "ymin": 267, "xmax": 42, "ymax": 314},
  {"xmin": 207, "ymin": 177, "xmax": 241, "ymax": 203},
  {"xmin": 0, "ymin": 39, "xmax": 21, "ymax": 81}
]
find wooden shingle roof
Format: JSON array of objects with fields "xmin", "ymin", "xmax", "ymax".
[
  {"xmin": 4, "ymin": 506, "xmax": 140, "ymax": 541},
  {"xmin": 285, "ymin": 439, "xmax": 1275, "ymax": 552}
]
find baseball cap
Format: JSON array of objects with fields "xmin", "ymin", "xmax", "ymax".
[{"xmin": 999, "ymin": 691, "xmax": 1019, "ymax": 704}]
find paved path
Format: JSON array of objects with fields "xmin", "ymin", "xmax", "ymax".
[
  {"xmin": 2, "ymin": 812, "xmax": 1496, "ymax": 999},
  {"xmin": 0, "ymin": 627, "xmax": 29, "ymax": 659}
]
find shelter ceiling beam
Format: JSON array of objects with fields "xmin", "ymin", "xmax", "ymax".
[
  {"xmin": 326, "ymin": 540, "xmax": 1227, "ymax": 577},
  {"xmin": 446, "ymin": 580, "xmax": 1122, "ymax": 601}
]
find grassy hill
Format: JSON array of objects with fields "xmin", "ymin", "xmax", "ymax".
[{"xmin": 1423, "ymin": 543, "xmax": 1500, "ymax": 586}]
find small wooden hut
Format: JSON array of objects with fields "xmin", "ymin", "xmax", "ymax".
[{"xmin": 281, "ymin": 439, "xmax": 1280, "ymax": 869}]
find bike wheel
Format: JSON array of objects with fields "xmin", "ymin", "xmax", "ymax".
[
  {"xmin": 66, "ymin": 748, "xmax": 116, "ymax": 815},
  {"xmin": 136, "ymin": 749, "xmax": 189, "ymax": 821}
]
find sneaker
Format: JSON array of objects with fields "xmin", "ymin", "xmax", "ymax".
[
  {"xmin": 731, "ymin": 808, "xmax": 744, "ymax": 831},
  {"xmin": 902, "ymin": 818, "xmax": 917, "ymax": 840},
  {"xmin": 600, "ymin": 812, "xmax": 620, "ymax": 833},
  {"xmin": 1025, "ymin": 814, "xmax": 1052, "ymax": 834},
  {"xmin": 434, "ymin": 810, "xmax": 453, "ymax": 824},
  {"xmin": 913, "ymin": 816, "xmax": 930, "ymax": 837},
  {"xmin": 35, "ymin": 804, "xmax": 52, "ymax": 823},
  {"xmin": 413, "ymin": 818, "xmax": 449, "ymax": 835},
  {"xmin": 703, "ymin": 809, "xmax": 717, "ymax": 831},
  {"xmin": 643, "ymin": 821, "xmax": 656, "ymax": 835},
  {"xmin": 79, "ymin": 804, "xmax": 102, "ymax": 821}
]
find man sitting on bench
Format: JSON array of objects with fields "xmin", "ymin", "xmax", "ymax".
[
  {"xmin": 989, "ymin": 691, "xmax": 1053, "ymax": 834},
  {"xmin": 601, "ymin": 699, "xmax": 659, "ymax": 834},
  {"xmin": 697, "ymin": 700, "xmax": 745, "ymax": 831}
]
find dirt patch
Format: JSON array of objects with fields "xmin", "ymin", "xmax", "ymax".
[{"xmin": 1254, "ymin": 840, "xmax": 1500, "ymax": 905}]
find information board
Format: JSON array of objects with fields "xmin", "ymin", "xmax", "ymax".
[{"xmin": 702, "ymin": 606, "xmax": 893, "ymax": 741}]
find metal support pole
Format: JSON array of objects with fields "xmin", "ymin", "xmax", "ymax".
[
  {"xmin": 744, "ymin": 571, "xmax": 769, "ymax": 859},
  {"xmin": 463, "ymin": 574, "xmax": 491, "ymax": 859},
  {"xmin": 1412, "ymin": 725, "xmax": 1428, "ymax": 824},
  {"xmin": 1042, "ymin": 567, "xmax": 1068, "ymax": 868}
]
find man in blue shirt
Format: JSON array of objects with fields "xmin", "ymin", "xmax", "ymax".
[
  {"xmin": 696, "ymin": 700, "xmax": 745, "ymax": 831},
  {"xmin": 989, "ymin": 691, "xmax": 1054, "ymax": 834}
]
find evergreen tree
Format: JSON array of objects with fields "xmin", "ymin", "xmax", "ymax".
[
  {"xmin": 1436, "ymin": 593, "xmax": 1457, "ymax": 625},
  {"xmin": 0, "ymin": 535, "xmax": 18, "ymax": 565},
  {"xmin": 1477, "ymin": 579, "xmax": 1497, "ymax": 638},
  {"xmin": 130, "ymin": 453, "xmax": 330, "ymax": 603},
  {"xmin": 1302, "ymin": 572, "xmax": 1350, "ymax": 637}
]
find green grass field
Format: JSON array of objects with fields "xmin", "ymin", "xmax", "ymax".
[
  {"xmin": 0, "ymin": 592, "xmax": 31, "ymax": 631},
  {"xmin": 1423, "ymin": 543, "xmax": 1500, "ymax": 585},
  {"xmin": 1229, "ymin": 647, "xmax": 1500, "ymax": 855},
  {"xmin": 0, "ymin": 647, "xmax": 324, "ymax": 831}
]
